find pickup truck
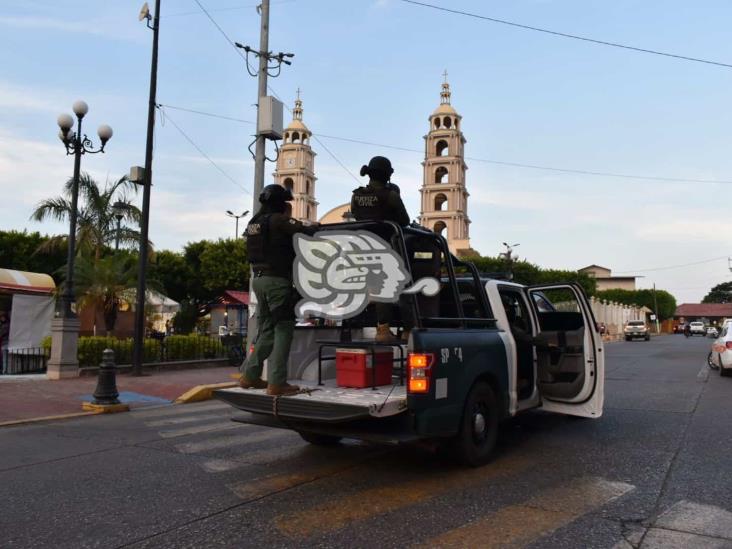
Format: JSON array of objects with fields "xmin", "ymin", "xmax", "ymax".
[{"xmin": 215, "ymin": 222, "xmax": 604, "ymax": 466}]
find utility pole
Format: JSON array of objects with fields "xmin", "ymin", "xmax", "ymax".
[
  {"xmin": 131, "ymin": 0, "xmax": 160, "ymax": 376},
  {"xmin": 252, "ymin": 0, "xmax": 270, "ymax": 215},
  {"xmin": 652, "ymin": 282, "xmax": 660, "ymax": 334}
]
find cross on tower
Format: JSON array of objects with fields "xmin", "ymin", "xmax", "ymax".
[
  {"xmin": 442, "ymin": 70, "xmax": 448, "ymax": 83},
  {"xmin": 296, "ymin": 87, "xmax": 301, "ymax": 100}
]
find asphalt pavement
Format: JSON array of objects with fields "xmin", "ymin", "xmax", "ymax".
[{"xmin": 2, "ymin": 335, "xmax": 731, "ymax": 548}]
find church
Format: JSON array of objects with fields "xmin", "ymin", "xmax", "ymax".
[{"xmin": 274, "ymin": 79, "xmax": 474, "ymax": 255}]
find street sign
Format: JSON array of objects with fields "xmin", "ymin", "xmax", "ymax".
[{"xmin": 650, "ymin": 314, "xmax": 657, "ymax": 320}]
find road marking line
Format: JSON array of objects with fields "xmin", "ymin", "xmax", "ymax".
[
  {"xmin": 201, "ymin": 444, "xmax": 310, "ymax": 472},
  {"xmin": 145, "ymin": 413, "xmax": 227, "ymax": 427},
  {"xmin": 133, "ymin": 402, "xmax": 227, "ymax": 418},
  {"xmin": 227, "ymin": 459, "xmax": 358, "ymax": 501},
  {"xmin": 158, "ymin": 421, "xmax": 241, "ymax": 439},
  {"xmin": 176, "ymin": 428, "xmax": 296, "ymax": 454},
  {"xmin": 421, "ymin": 477, "xmax": 634, "ymax": 548},
  {"xmin": 274, "ymin": 454, "xmax": 534, "ymax": 540},
  {"xmin": 654, "ymin": 500, "xmax": 732, "ymax": 541}
]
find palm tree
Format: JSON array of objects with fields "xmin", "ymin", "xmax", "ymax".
[
  {"xmin": 30, "ymin": 172, "xmax": 146, "ymax": 261},
  {"xmin": 73, "ymin": 254, "xmax": 139, "ymax": 335}
]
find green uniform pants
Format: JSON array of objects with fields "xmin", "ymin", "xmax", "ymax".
[{"xmin": 243, "ymin": 275, "xmax": 295, "ymax": 386}]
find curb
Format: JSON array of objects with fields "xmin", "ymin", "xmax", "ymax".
[
  {"xmin": 175, "ymin": 382, "xmax": 238, "ymax": 404},
  {"xmin": 0, "ymin": 410, "xmax": 102, "ymax": 428}
]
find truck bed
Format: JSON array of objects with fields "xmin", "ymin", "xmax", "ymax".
[{"xmin": 213, "ymin": 381, "xmax": 408, "ymax": 423}]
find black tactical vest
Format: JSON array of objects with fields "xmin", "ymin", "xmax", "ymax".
[
  {"xmin": 245, "ymin": 213, "xmax": 270, "ymax": 265},
  {"xmin": 245, "ymin": 213, "xmax": 297, "ymax": 277},
  {"xmin": 351, "ymin": 185, "xmax": 391, "ymax": 221}
]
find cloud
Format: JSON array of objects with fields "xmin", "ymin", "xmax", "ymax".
[{"xmin": 0, "ymin": 15, "xmax": 140, "ymax": 41}]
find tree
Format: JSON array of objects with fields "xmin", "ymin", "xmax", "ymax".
[
  {"xmin": 30, "ymin": 172, "xmax": 144, "ymax": 261},
  {"xmin": 0, "ymin": 230, "xmax": 66, "ymax": 281},
  {"xmin": 702, "ymin": 282, "xmax": 732, "ymax": 304},
  {"xmin": 198, "ymin": 238, "xmax": 249, "ymax": 300},
  {"xmin": 595, "ymin": 288, "xmax": 677, "ymax": 320},
  {"xmin": 72, "ymin": 254, "xmax": 139, "ymax": 335},
  {"xmin": 469, "ymin": 255, "xmax": 597, "ymax": 296},
  {"xmin": 149, "ymin": 250, "xmax": 190, "ymax": 304}
]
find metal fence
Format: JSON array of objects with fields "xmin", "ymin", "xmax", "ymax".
[{"xmin": 1, "ymin": 347, "xmax": 49, "ymax": 375}]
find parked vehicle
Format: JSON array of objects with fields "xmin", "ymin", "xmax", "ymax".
[
  {"xmin": 708, "ymin": 325, "xmax": 732, "ymax": 377},
  {"xmin": 624, "ymin": 320, "xmax": 650, "ymax": 341},
  {"xmin": 215, "ymin": 221, "xmax": 604, "ymax": 466},
  {"xmin": 689, "ymin": 321, "xmax": 706, "ymax": 337},
  {"xmin": 707, "ymin": 327, "xmax": 719, "ymax": 338}
]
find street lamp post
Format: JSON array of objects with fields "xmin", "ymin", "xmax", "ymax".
[
  {"xmin": 112, "ymin": 201, "xmax": 128, "ymax": 251},
  {"xmin": 226, "ymin": 210, "xmax": 249, "ymax": 238},
  {"xmin": 48, "ymin": 101, "xmax": 113, "ymax": 379}
]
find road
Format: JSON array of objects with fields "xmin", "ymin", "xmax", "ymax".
[{"xmin": 2, "ymin": 336, "xmax": 731, "ymax": 548}]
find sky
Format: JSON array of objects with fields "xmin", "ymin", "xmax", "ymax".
[{"xmin": 2, "ymin": 0, "xmax": 732, "ymax": 303}]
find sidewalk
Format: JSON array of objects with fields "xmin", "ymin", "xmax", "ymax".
[{"xmin": 0, "ymin": 367, "xmax": 238, "ymax": 425}]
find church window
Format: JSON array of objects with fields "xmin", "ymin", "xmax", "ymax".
[
  {"xmin": 443, "ymin": 117, "xmax": 452, "ymax": 128},
  {"xmin": 434, "ymin": 193, "xmax": 448, "ymax": 211},
  {"xmin": 436, "ymin": 140, "xmax": 448, "ymax": 157},
  {"xmin": 434, "ymin": 118, "xmax": 441, "ymax": 129},
  {"xmin": 435, "ymin": 166, "xmax": 448, "ymax": 184},
  {"xmin": 434, "ymin": 221, "xmax": 447, "ymax": 238},
  {"xmin": 306, "ymin": 179, "xmax": 311, "ymax": 194},
  {"xmin": 283, "ymin": 178, "xmax": 294, "ymax": 193},
  {"xmin": 292, "ymin": 132, "xmax": 300, "ymax": 143}
]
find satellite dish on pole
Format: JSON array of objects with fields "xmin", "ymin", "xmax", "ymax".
[{"xmin": 138, "ymin": 2, "xmax": 151, "ymax": 21}]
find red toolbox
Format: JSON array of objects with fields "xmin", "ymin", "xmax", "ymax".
[{"xmin": 336, "ymin": 348, "xmax": 393, "ymax": 388}]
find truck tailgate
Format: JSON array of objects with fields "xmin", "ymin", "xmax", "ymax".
[{"xmin": 214, "ymin": 382, "xmax": 407, "ymax": 423}]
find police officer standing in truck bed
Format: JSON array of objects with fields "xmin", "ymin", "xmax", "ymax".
[
  {"xmin": 240, "ymin": 184, "xmax": 318, "ymax": 396},
  {"xmin": 351, "ymin": 156, "xmax": 411, "ymax": 342}
]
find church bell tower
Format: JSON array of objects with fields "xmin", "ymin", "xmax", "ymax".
[
  {"xmin": 273, "ymin": 92, "xmax": 318, "ymax": 222},
  {"xmin": 419, "ymin": 76, "xmax": 472, "ymax": 255}
]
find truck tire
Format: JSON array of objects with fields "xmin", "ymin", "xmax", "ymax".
[
  {"xmin": 448, "ymin": 381, "xmax": 499, "ymax": 467},
  {"xmin": 297, "ymin": 431, "xmax": 342, "ymax": 446}
]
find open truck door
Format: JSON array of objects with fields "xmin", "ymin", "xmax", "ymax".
[{"xmin": 525, "ymin": 283, "xmax": 604, "ymax": 418}]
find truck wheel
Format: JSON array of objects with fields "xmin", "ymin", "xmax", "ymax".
[
  {"xmin": 449, "ymin": 381, "xmax": 499, "ymax": 467},
  {"xmin": 297, "ymin": 431, "xmax": 342, "ymax": 446}
]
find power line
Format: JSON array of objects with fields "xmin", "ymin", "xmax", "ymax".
[
  {"xmin": 158, "ymin": 106, "xmax": 252, "ymax": 195},
  {"xmin": 192, "ymin": 0, "xmax": 359, "ymax": 184},
  {"xmin": 157, "ymin": 102, "xmax": 732, "ymax": 185},
  {"xmin": 615, "ymin": 255, "xmax": 729, "ymax": 274},
  {"xmin": 400, "ymin": 0, "xmax": 732, "ymax": 69}
]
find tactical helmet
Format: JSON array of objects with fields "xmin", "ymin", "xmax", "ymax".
[
  {"xmin": 360, "ymin": 156, "xmax": 394, "ymax": 180},
  {"xmin": 259, "ymin": 184, "xmax": 293, "ymax": 205}
]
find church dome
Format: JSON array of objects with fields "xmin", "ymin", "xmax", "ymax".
[
  {"xmin": 285, "ymin": 97, "xmax": 310, "ymax": 135},
  {"xmin": 431, "ymin": 80, "xmax": 458, "ymax": 117}
]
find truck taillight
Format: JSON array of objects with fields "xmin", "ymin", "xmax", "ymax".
[
  {"xmin": 408, "ymin": 353, "xmax": 434, "ymax": 394},
  {"xmin": 726, "ymin": 341, "xmax": 732, "ymax": 350}
]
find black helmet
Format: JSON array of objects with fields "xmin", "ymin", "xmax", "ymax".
[
  {"xmin": 360, "ymin": 156, "xmax": 394, "ymax": 181},
  {"xmin": 259, "ymin": 184, "xmax": 293, "ymax": 205}
]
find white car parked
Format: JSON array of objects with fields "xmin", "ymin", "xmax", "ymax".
[
  {"xmin": 709, "ymin": 325, "xmax": 732, "ymax": 377},
  {"xmin": 689, "ymin": 321, "xmax": 706, "ymax": 336}
]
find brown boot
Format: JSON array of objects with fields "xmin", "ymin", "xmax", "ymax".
[
  {"xmin": 267, "ymin": 383, "xmax": 300, "ymax": 396},
  {"xmin": 239, "ymin": 376, "xmax": 267, "ymax": 389},
  {"xmin": 376, "ymin": 323, "xmax": 393, "ymax": 343}
]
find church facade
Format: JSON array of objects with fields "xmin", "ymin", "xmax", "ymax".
[
  {"xmin": 277, "ymin": 81, "xmax": 474, "ymax": 255},
  {"xmin": 272, "ymin": 95, "xmax": 318, "ymax": 222}
]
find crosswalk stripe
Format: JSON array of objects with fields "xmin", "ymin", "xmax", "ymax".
[
  {"xmin": 145, "ymin": 413, "xmax": 226, "ymax": 427},
  {"xmin": 274, "ymin": 454, "xmax": 535, "ymax": 540},
  {"xmin": 421, "ymin": 477, "xmax": 634, "ymax": 548},
  {"xmin": 176, "ymin": 428, "xmax": 296, "ymax": 455},
  {"xmin": 133, "ymin": 402, "xmax": 228, "ymax": 419},
  {"xmin": 158, "ymin": 421, "xmax": 241, "ymax": 439},
  {"xmin": 227, "ymin": 460, "xmax": 359, "ymax": 501},
  {"xmin": 201, "ymin": 443, "xmax": 309, "ymax": 472}
]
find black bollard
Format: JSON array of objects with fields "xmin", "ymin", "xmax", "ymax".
[{"xmin": 92, "ymin": 348, "xmax": 121, "ymax": 405}]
